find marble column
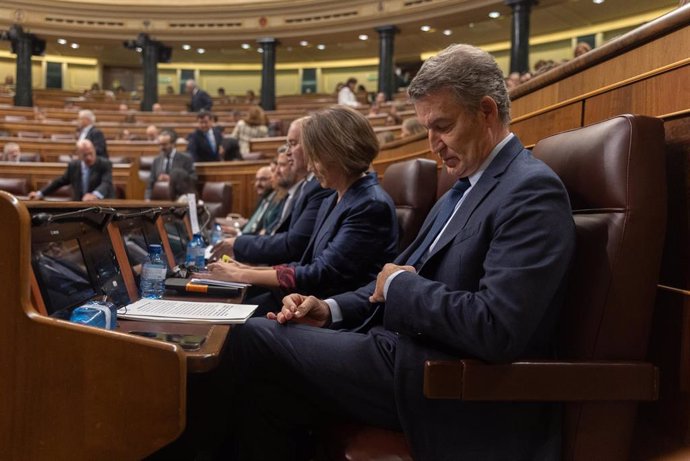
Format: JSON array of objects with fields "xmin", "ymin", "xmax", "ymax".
[
  {"xmin": 11, "ymin": 25, "xmax": 33, "ymax": 107},
  {"xmin": 505, "ymin": 0, "xmax": 536, "ymax": 74},
  {"xmin": 376, "ymin": 25, "xmax": 399, "ymax": 101},
  {"xmin": 141, "ymin": 34, "xmax": 159, "ymax": 112},
  {"xmin": 258, "ymin": 37, "xmax": 278, "ymax": 111}
]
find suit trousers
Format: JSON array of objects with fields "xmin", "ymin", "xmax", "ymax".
[{"xmin": 227, "ymin": 318, "xmax": 402, "ymax": 461}]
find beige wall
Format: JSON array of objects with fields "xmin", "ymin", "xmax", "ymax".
[
  {"xmin": 0, "ymin": 57, "xmax": 14, "ymax": 84},
  {"xmin": 320, "ymin": 65, "xmax": 378, "ymax": 95},
  {"xmin": 65, "ymin": 63, "xmax": 98, "ymax": 91}
]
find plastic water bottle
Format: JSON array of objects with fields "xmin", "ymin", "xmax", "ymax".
[
  {"xmin": 185, "ymin": 233, "xmax": 206, "ymax": 270},
  {"xmin": 210, "ymin": 223, "xmax": 224, "ymax": 246},
  {"xmin": 140, "ymin": 244, "xmax": 167, "ymax": 299}
]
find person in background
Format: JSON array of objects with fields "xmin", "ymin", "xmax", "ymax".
[
  {"xmin": 151, "ymin": 103, "xmax": 163, "ymax": 112},
  {"xmin": 28, "ymin": 140, "xmax": 114, "ymax": 201},
  {"xmin": 187, "ymin": 110, "xmax": 223, "ymax": 162},
  {"xmin": 168, "ymin": 168, "xmax": 198, "ymax": 202},
  {"xmin": 229, "ymin": 106, "xmax": 269, "ymax": 157},
  {"xmin": 376, "ymin": 131, "xmax": 395, "ymax": 146},
  {"xmin": 211, "ymin": 117, "xmax": 333, "ymax": 265},
  {"xmin": 206, "ymin": 106, "xmax": 398, "ymax": 315},
  {"xmin": 224, "ymin": 43, "xmax": 576, "ymax": 461},
  {"xmin": 146, "ymin": 129, "xmax": 197, "ymax": 200},
  {"xmin": 76, "ymin": 109, "xmax": 108, "ymax": 158},
  {"xmin": 145, "ymin": 125, "xmax": 159, "ymax": 142},
  {"xmin": 338, "ymin": 77, "xmax": 361, "ymax": 107},
  {"xmin": 574, "ymin": 41, "xmax": 592, "ymax": 58},
  {"xmin": 185, "ymin": 79, "xmax": 213, "ymax": 112},
  {"xmin": 219, "ymin": 137, "xmax": 243, "ymax": 161},
  {"xmin": 2, "ymin": 142, "xmax": 21, "ymax": 162},
  {"xmin": 166, "ymin": 85, "xmax": 175, "ymax": 95},
  {"xmin": 400, "ymin": 118, "xmax": 427, "ymax": 138},
  {"xmin": 245, "ymin": 90, "xmax": 257, "ymax": 104}
]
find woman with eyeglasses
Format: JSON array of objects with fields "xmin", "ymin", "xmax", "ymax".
[{"xmin": 205, "ymin": 106, "xmax": 399, "ymax": 316}]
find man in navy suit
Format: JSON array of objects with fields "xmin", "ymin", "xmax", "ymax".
[
  {"xmin": 28, "ymin": 139, "xmax": 114, "ymax": 201},
  {"xmin": 185, "ymin": 79, "xmax": 213, "ymax": 112},
  {"xmin": 186, "ymin": 110, "xmax": 223, "ymax": 162},
  {"xmin": 226, "ymin": 44, "xmax": 576, "ymax": 461},
  {"xmin": 76, "ymin": 109, "xmax": 108, "ymax": 158},
  {"xmin": 145, "ymin": 129, "xmax": 197, "ymax": 199},
  {"xmin": 211, "ymin": 117, "xmax": 333, "ymax": 266}
]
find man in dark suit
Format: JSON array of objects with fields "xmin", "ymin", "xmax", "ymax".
[
  {"xmin": 185, "ymin": 79, "xmax": 213, "ymax": 112},
  {"xmin": 76, "ymin": 109, "xmax": 108, "ymax": 158},
  {"xmin": 211, "ymin": 117, "xmax": 333, "ymax": 266},
  {"xmin": 186, "ymin": 110, "xmax": 223, "ymax": 162},
  {"xmin": 28, "ymin": 139, "xmax": 114, "ymax": 201},
  {"xmin": 145, "ymin": 129, "xmax": 197, "ymax": 199},
  {"xmin": 226, "ymin": 44, "xmax": 577, "ymax": 461}
]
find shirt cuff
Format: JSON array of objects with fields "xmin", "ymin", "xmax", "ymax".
[
  {"xmin": 93, "ymin": 191, "xmax": 104, "ymax": 199},
  {"xmin": 383, "ymin": 270, "xmax": 405, "ymax": 300},
  {"xmin": 325, "ymin": 298, "xmax": 342, "ymax": 324}
]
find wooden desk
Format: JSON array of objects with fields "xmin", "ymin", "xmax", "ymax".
[{"xmin": 117, "ymin": 321, "xmax": 231, "ymax": 374}]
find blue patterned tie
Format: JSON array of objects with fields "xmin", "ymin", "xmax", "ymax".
[
  {"xmin": 207, "ymin": 130, "xmax": 216, "ymax": 153},
  {"xmin": 405, "ymin": 178, "xmax": 471, "ymax": 267}
]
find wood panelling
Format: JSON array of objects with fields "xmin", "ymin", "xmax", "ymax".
[
  {"xmin": 583, "ymin": 65, "xmax": 690, "ymax": 124},
  {"xmin": 511, "ymin": 102, "xmax": 583, "ymax": 147}
]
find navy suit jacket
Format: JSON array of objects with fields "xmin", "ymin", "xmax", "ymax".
[
  {"xmin": 233, "ymin": 175, "xmax": 334, "ymax": 265},
  {"xmin": 190, "ymin": 89, "xmax": 213, "ymax": 112},
  {"xmin": 333, "ymin": 136, "xmax": 576, "ymax": 460},
  {"xmin": 292, "ymin": 173, "xmax": 398, "ymax": 298},
  {"xmin": 146, "ymin": 150, "xmax": 197, "ymax": 199},
  {"xmin": 41, "ymin": 157, "xmax": 114, "ymax": 200},
  {"xmin": 187, "ymin": 127, "xmax": 223, "ymax": 162},
  {"xmin": 84, "ymin": 126, "xmax": 108, "ymax": 158}
]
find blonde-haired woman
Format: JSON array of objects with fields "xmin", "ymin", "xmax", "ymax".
[{"xmin": 229, "ymin": 105, "xmax": 269, "ymax": 157}]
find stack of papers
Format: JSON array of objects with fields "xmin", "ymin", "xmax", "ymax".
[{"xmin": 118, "ymin": 299, "xmax": 257, "ymax": 324}]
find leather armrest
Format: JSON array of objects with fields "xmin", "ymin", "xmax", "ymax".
[{"xmin": 423, "ymin": 359, "xmax": 658, "ymax": 401}]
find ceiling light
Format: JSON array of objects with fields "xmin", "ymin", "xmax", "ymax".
[
  {"xmin": 197, "ymin": 48, "xmax": 205, "ymax": 54},
  {"xmin": 358, "ymin": 34, "xmax": 368, "ymax": 41},
  {"xmin": 299, "ymin": 40, "xmax": 309, "ymax": 47},
  {"xmin": 317, "ymin": 44, "xmax": 326, "ymax": 50},
  {"xmin": 182, "ymin": 44, "xmax": 191, "ymax": 51},
  {"xmin": 70, "ymin": 43, "xmax": 79, "ymax": 49},
  {"xmin": 489, "ymin": 11, "xmax": 501, "ymax": 19},
  {"xmin": 241, "ymin": 43, "xmax": 251, "ymax": 50},
  {"xmin": 420, "ymin": 25, "xmax": 431, "ymax": 32},
  {"xmin": 592, "ymin": 0, "xmax": 605, "ymax": 3},
  {"xmin": 443, "ymin": 29, "xmax": 452, "ymax": 36},
  {"xmin": 57, "ymin": 38, "xmax": 67, "ymax": 45}
]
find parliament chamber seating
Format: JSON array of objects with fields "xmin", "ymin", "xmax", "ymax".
[
  {"xmin": 151, "ymin": 181, "xmax": 172, "ymax": 201},
  {"xmin": 381, "ymin": 158, "xmax": 438, "ymax": 252},
  {"xmin": 327, "ymin": 114, "xmax": 667, "ymax": 461},
  {"xmin": 0, "ymin": 177, "xmax": 29, "ymax": 196},
  {"xmin": 201, "ymin": 181, "xmax": 233, "ymax": 219}
]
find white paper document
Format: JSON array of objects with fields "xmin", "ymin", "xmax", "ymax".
[{"xmin": 118, "ymin": 298, "xmax": 257, "ymax": 324}]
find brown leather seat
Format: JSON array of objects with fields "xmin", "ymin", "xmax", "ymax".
[
  {"xmin": 139, "ymin": 155, "xmax": 157, "ymax": 183},
  {"xmin": 18, "ymin": 152, "xmax": 41, "ymax": 162},
  {"xmin": 0, "ymin": 178, "xmax": 29, "ymax": 196},
  {"xmin": 381, "ymin": 158, "xmax": 438, "ymax": 252},
  {"xmin": 329, "ymin": 114, "xmax": 667, "ymax": 461},
  {"xmin": 150, "ymin": 181, "xmax": 172, "ymax": 201},
  {"xmin": 202, "ymin": 181, "xmax": 233, "ymax": 219}
]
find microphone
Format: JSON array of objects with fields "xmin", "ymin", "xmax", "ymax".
[
  {"xmin": 30, "ymin": 207, "xmax": 117, "ymax": 226},
  {"xmin": 114, "ymin": 207, "xmax": 163, "ymax": 221}
]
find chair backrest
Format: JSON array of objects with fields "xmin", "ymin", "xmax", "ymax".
[
  {"xmin": 18, "ymin": 152, "xmax": 41, "ymax": 162},
  {"xmin": 17, "ymin": 131, "xmax": 42, "ymax": 139},
  {"xmin": 151, "ymin": 181, "xmax": 172, "ymax": 201},
  {"xmin": 532, "ymin": 114, "xmax": 667, "ymax": 460},
  {"xmin": 202, "ymin": 181, "xmax": 233, "ymax": 220},
  {"xmin": 382, "ymin": 158, "xmax": 438, "ymax": 252},
  {"xmin": 138, "ymin": 155, "xmax": 157, "ymax": 183},
  {"xmin": 0, "ymin": 178, "xmax": 29, "ymax": 196}
]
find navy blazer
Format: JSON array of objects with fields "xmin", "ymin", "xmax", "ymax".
[
  {"xmin": 333, "ymin": 136, "xmax": 576, "ymax": 460},
  {"xmin": 146, "ymin": 150, "xmax": 197, "ymax": 199},
  {"xmin": 233, "ymin": 175, "xmax": 334, "ymax": 265},
  {"xmin": 41, "ymin": 157, "xmax": 114, "ymax": 200},
  {"xmin": 292, "ymin": 173, "xmax": 398, "ymax": 298},
  {"xmin": 84, "ymin": 126, "xmax": 108, "ymax": 158},
  {"xmin": 190, "ymin": 89, "xmax": 213, "ymax": 112},
  {"xmin": 187, "ymin": 127, "xmax": 223, "ymax": 162}
]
